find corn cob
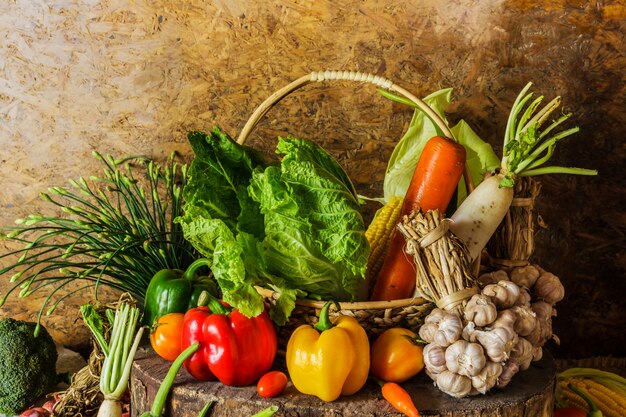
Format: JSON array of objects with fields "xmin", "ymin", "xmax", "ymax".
[
  {"xmin": 364, "ymin": 196, "xmax": 404, "ymax": 287},
  {"xmin": 557, "ymin": 369, "xmax": 626, "ymax": 417}
]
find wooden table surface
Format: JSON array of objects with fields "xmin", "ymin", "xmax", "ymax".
[{"xmin": 130, "ymin": 344, "xmax": 556, "ymax": 417}]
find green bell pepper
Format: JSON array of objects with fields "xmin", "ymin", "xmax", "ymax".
[{"xmin": 142, "ymin": 258, "xmax": 218, "ymax": 326}]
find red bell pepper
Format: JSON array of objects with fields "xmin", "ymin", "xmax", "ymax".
[{"xmin": 181, "ymin": 291, "xmax": 277, "ymax": 386}]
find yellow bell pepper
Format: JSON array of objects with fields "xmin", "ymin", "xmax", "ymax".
[{"xmin": 286, "ymin": 301, "xmax": 370, "ymax": 402}]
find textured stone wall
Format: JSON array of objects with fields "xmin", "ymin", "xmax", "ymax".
[{"xmin": 0, "ymin": 0, "xmax": 624, "ymax": 357}]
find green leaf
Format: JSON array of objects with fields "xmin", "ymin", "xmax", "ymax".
[
  {"xmin": 451, "ymin": 120, "xmax": 500, "ymax": 206},
  {"xmin": 249, "ymin": 138, "xmax": 369, "ymax": 301},
  {"xmin": 183, "ymin": 128, "xmax": 266, "ymax": 233},
  {"xmin": 175, "ymin": 214, "xmax": 264, "ymax": 317}
]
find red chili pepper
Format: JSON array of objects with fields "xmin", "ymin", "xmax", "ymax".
[{"xmin": 181, "ymin": 291, "xmax": 277, "ymax": 386}]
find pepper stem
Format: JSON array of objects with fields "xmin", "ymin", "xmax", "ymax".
[
  {"xmin": 182, "ymin": 258, "xmax": 211, "ymax": 281},
  {"xmin": 314, "ymin": 300, "xmax": 341, "ymax": 332},
  {"xmin": 197, "ymin": 290, "xmax": 231, "ymax": 315}
]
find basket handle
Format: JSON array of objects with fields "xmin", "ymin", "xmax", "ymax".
[{"xmin": 236, "ymin": 70, "xmax": 473, "ymax": 193}]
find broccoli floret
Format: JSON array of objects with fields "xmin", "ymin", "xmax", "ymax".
[{"xmin": 0, "ymin": 318, "xmax": 58, "ymax": 414}]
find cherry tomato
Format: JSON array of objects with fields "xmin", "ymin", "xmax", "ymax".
[
  {"xmin": 150, "ymin": 312, "xmax": 184, "ymax": 361},
  {"xmin": 257, "ymin": 370, "xmax": 289, "ymax": 398}
]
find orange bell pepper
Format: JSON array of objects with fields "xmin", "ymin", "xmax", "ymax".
[{"xmin": 370, "ymin": 327, "xmax": 424, "ymax": 383}]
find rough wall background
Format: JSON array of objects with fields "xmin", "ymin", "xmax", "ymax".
[{"xmin": 0, "ymin": 0, "xmax": 624, "ymax": 358}]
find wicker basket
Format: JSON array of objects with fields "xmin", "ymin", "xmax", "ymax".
[{"xmin": 237, "ymin": 70, "xmax": 473, "ymax": 344}]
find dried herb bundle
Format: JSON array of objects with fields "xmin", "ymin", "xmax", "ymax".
[
  {"xmin": 397, "ymin": 210, "xmax": 476, "ymax": 312},
  {"xmin": 487, "ymin": 176, "xmax": 542, "ymax": 268}
]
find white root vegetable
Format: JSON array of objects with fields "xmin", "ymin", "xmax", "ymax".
[
  {"xmin": 482, "ymin": 280, "xmax": 521, "ymax": 309},
  {"xmin": 496, "ymin": 360, "xmax": 520, "ymax": 389},
  {"xmin": 510, "ymin": 337, "xmax": 534, "ymax": 371},
  {"xmin": 450, "ymin": 173, "xmax": 514, "ymax": 261},
  {"xmin": 533, "ymin": 272, "xmax": 565, "ymax": 303},
  {"xmin": 510, "ymin": 265, "xmax": 540, "ymax": 289},
  {"xmin": 473, "ymin": 326, "xmax": 518, "ymax": 363},
  {"xmin": 511, "ymin": 305, "xmax": 537, "ymax": 336},
  {"xmin": 477, "ymin": 269, "xmax": 509, "ymax": 286}
]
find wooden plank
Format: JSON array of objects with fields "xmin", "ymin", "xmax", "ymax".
[{"xmin": 130, "ymin": 344, "xmax": 556, "ymax": 417}]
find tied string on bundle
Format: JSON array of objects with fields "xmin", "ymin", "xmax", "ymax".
[{"xmin": 396, "ymin": 210, "xmax": 477, "ymax": 313}]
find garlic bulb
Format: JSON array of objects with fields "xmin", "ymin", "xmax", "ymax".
[
  {"xmin": 533, "ymin": 272, "xmax": 565, "ymax": 303},
  {"xmin": 419, "ymin": 322, "xmax": 439, "ymax": 344},
  {"xmin": 433, "ymin": 313, "xmax": 463, "ymax": 347},
  {"xmin": 490, "ymin": 309, "xmax": 517, "ymax": 331},
  {"xmin": 510, "ymin": 265, "xmax": 540, "ymax": 289},
  {"xmin": 445, "ymin": 340, "xmax": 486, "ymax": 377},
  {"xmin": 425, "ymin": 308, "xmax": 447, "ymax": 324},
  {"xmin": 514, "ymin": 287, "xmax": 532, "ymax": 307},
  {"xmin": 496, "ymin": 360, "xmax": 520, "ymax": 389},
  {"xmin": 471, "ymin": 361, "xmax": 503, "ymax": 394},
  {"xmin": 436, "ymin": 370, "xmax": 472, "ymax": 398},
  {"xmin": 464, "ymin": 294, "xmax": 497, "ymax": 327},
  {"xmin": 473, "ymin": 326, "xmax": 518, "ymax": 363},
  {"xmin": 532, "ymin": 301, "xmax": 554, "ymax": 321},
  {"xmin": 477, "ymin": 269, "xmax": 509, "ymax": 286},
  {"xmin": 423, "ymin": 343, "xmax": 448, "ymax": 375},
  {"xmin": 509, "ymin": 337, "xmax": 534, "ymax": 371},
  {"xmin": 525, "ymin": 315, "xmax": 553, "ymax": 347},
  {"xmin": 482, "ymin": 280, "xmax": 521, "ymax": 309},
  {"xmin": 532, "ymin": 346, "xmax": 543, "ymax": 362},
  {"xmin": 511, "ymin": 305, "xmax": 537, "ymax": 336}
]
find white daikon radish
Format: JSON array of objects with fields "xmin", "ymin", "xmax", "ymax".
[
  {"xmin": 449, "ymin": 82, "xmax": 597, "ymax": 261},
  {"xmin": 450, "ymin": 173, "xmax": 514, "ymax": 261}
]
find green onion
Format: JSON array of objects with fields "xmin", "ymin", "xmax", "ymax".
[
  {"xmin": 93, "ymin": 299, "xmax": 143, "ymax": 417},
  {"xmin": 0, "ymin": 152, "xmax": 198, "ymax": 330}
]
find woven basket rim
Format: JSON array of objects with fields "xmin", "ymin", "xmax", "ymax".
[{"xmin": 256, "ymin": 286, "xmax": 431, "ymax": 310}]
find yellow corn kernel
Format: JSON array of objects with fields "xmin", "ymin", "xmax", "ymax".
[
  {"xmin": 560, "ymin": 376, "xmax": 626, "ymax": 417},
  {"xmin": 365, "ymin": 196, "xmax": 403, "ymax": 285},
  {"xmin": 582, "ymin": 378, "xmax": 626, "ymax": 417}
]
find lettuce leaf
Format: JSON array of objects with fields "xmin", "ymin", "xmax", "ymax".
[
  {"xmin": 182, "ymin": 128, "xmax": 265, "ymax": 233},
  {"xmin": 249, "ymin": 138, "xmax": 369, "ymax": 302},
  {"xmin": 177, "ymin": 129, "xmax": 368, "ymax": 323}
]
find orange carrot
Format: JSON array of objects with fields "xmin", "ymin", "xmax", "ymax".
[
  {"xmin": 381, "ymin": 381, "xmax": 420, "ymax": 417},
  {"xmin": 370, "ymin": 136, "xmax": 466, "ymax": 301}
]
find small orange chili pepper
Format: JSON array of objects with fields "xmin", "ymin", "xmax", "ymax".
[{"xmin": 376, "ymin": 379, "xmax": 419, "ymax": 417}]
